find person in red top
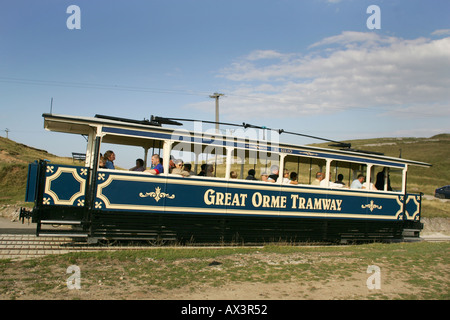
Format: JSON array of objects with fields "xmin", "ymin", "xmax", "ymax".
[{"xmin": 145, "ymin": 154, "xmax": 164, "ymax": 175}]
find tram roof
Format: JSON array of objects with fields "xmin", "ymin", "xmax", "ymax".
[{"xmin": 43, "ymin": 113, "xmax": 431, "ymax": 168}]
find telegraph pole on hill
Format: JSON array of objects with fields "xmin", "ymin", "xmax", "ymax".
[{"xmin": 209, "ymin": 92, "xmax": 224, "ymax": 133}]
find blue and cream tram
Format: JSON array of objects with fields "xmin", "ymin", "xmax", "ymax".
[{"xmin": 22, "ymin": 113, "xmax": 431, "ymax": 244}]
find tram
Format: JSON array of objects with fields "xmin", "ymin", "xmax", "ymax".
[{"xmin": 22, "ymin": 113, "xmax": 431, "ymax": 244}]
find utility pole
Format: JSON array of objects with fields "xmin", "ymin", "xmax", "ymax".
[
  {"xmin": 5, "ymin": 128, "xmax": 9, "ymax": 139},
  {"xmin": 209, "ymin": 92, "xmax": 224, "ymax": 133}
]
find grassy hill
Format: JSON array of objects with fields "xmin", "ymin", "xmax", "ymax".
[
  {"xmin": 0, "ymin": 136, "xmax": 74, "ymax": 205},
  {"xmin": 1, "ymin": 134, "xmax": 449, "ymax": 217}
]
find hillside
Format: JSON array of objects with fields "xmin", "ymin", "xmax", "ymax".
[
  {"xmin": 0, "ymin": 134, "xmax": 449, "ymax": 217},
  {"xmin": 0, "ymin": 136, "xmax": 74, "ymax": 205}
]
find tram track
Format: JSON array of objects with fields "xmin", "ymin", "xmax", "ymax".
[
  {"xmin": 1, "ymin": 232, "xmax": 448, "ymax": 261},
  {"xmin": 0, "ymin": 234, "xmax": 164, "ymax": 261}
]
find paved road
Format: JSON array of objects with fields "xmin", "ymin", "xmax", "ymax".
[{"xmin": 0, "ymin": 217, "xmax": 36, "ymax": 235}]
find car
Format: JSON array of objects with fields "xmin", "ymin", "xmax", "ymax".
[{"xmin": 435, "ymin": 185, "xmax": 450, "ymax": 199}]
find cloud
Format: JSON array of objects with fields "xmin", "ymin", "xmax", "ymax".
[
  {"xmin": 431, "ymin": 29, "xmax": 450, "ymax": 36},
  {"xmin": 206, "ymin": 32, "xmax": 450, "ymax": 120}
]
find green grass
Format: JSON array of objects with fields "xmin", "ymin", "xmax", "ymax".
[{"xmin": 1, "ymin": 242, "xmax": 449, "ymax": 300}]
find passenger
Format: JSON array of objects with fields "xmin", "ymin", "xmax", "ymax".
[
  {"xmin": 267, "ymin": 165, "xmax": 279, "ymax": 183},
  {"xmin": 230, "ymin": 171, "xmax": 238, "ymax": 179},
  {"xmin": 260, "ymin": 171, "xmax": 269, "ymax": 182},
  {"xmin": 99, "ymin": 153, "xmax": 107, "ymax": 169},
  {"xmin": 245, "ymin": 169, "xmax": 257, "ymax": 180},
  {"xmin": 375, "ymin": 170, "xmax": 392, "ymax": 191},
  {"xmin": 183, "ymin": 163, "xmax": 196, "ymax": 176},
  {"xmin": 288, "ymin": 172, "xmax": 299, "ymax": 185},
  {"xmin": 281, "ymin": 169, "xmax": 290, "ymax": 184},
  {"xmin": 350, "ymin": 174, "xmax": 365, "ymax": 189},
  {"xmin": 169, "ymin": 156, "xmax": 176, "ymax": 173},
  {"xmin": 334, "ymin": 174, "xmax": 345, "ymax": 186},
  {"xmin": 103, "ymin": 150, "xmax": 115, "ymax": 169},
  {"xmin": 363, "ymin": 179, "xmax": 377, "ymax": 190},
  {"xmin": 130, "ymin": 158, "xmax": 145, "ymax": 172},
  {"xmin": 322, "ymin": 173, "xmax": 345, "ymax": 188},
  {"xmin": 311, "ymin": 172, "xmax": 323, "ymax": 186},
  {"xmin": 205, "ymin": 164, "xmax": 214, "ymax": 177},
  {"xmin": 171, "ymin": 159, "xmax": 190, "ymax": 177},
  {"xmin": 145, "ymin": 154, "xmax": 164, "ymax": 175},
  {"xmin": 197, "ymin": 164, "xmax": 207, "ymax": 176}
]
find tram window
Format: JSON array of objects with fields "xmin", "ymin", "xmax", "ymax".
[
  {"xmin": 256, "ymin": 151, "xmax": 279, "ymax": 181},
  {"xmin": 226, "ymin": 148, "xmax": 259, "ymax": 179},
  {"xmin": 330, "ymin": 160, "xmax": 367, "ymax": 189},
  {"xmin": 372, "ymin": 165, "xmax": 402, "ymax": 192},
  {"xmin": 283, "ymin": 155, "xmax": 327, "ymax": 185},
  {"xmin": 197, "ymin": 147, "xmax": 227, "ymax": 178}
]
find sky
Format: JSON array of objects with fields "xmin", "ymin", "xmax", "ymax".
[{"xmin": 1, "ymin": 0, "xmax": 449, "ymax": 168}]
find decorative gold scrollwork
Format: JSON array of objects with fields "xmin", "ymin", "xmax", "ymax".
[
  {"xmin": 139, "ymin": 186, "xmax": 175, "ymax": 203},
  {"xmin": 361, "ymin": 200, "xmax": 383, "ymax": 212}
]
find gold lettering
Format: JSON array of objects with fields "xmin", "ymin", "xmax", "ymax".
[
  {"xmin": 252, "ymin": 192, "xmax": 262, "ymax": 207},
  {"xmin": 231, "ymin": 193, "xmax": 240, "ymax": 206},
  {"xmin": 306, "ymin": 198, "xmax": 313, "ymax": 210},
  {"xmin": 336, "ymin": 199, "xmax": 343, "ymax": 211},
  {"xmin": 329, "ymin": 200, "xmax": 337, "ymax": 211},
  {"xmin": 271, "ymin": 195, "xmax": 280, "ymax": 208},
  {"xmin": 224, "ymin": 193, "xmax": 232, "ymax": 206},
  {"xmin": 291, "ymin": 194, "xmax": 299, "ymax": 209},
  {"xmin": 204, "ymin": 189, "xmax": 215, "ymax": 205},
  {"xmin": 263, "ymin": 195, "xmax": 271, "ymax": 207},
  {"xmin": 322, "ymin": 199, "xmax": 332, "ymax": 210},
  {"xmin": 216, "ymin": 192, "xmax": 224, "ymax": 205},
  {"xmin": 280, "ymin": 196, "xmax": 287, "ymax": 208},
  {"xmin": 314, "ymin": 198, "xmax": 322, "ymax": 210},
  {"xmin": 239, "ymin": 194, "xmax": 248, "ymax": 206},
  {"xmin": 299, "ymin": 197, "xmax": 306, "ymax": 209}
]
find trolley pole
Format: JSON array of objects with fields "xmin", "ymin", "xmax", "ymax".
[{"xmin": 209, "ymin": 93, "xmax": 224, "ymax": 133}]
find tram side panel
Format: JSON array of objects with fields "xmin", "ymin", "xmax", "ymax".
[{"xmin": 92, "ymin": 170, "xmax": 423, "ymax": 242}]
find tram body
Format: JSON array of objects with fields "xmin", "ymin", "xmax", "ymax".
[{"xmin": 23, "ymin": 113, "xmax": 431, "ymax": 244}]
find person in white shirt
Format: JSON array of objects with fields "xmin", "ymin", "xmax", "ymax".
[{"xmin": 351, "ymin": 174, "xmax": 365, "ymax": 189}]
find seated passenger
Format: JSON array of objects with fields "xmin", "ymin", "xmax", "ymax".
[
  {"xmin": 246, "ymin": 169, "xmax": 257, "ymax": 180},
  {"xmin": 311, "ymin": 172, "xmax": 323, "ymax": 186},
  {"xmin": 205, "ymin": 164, "xmax": 214, "ymax": 177},
  {"xmin": 350, "ymin": 174, "xmax": 365, "ymax": 189},
  {"xmin": 145, "ymin": 154, "xmax": 164, "ymax": 175},
  {"xmin": 281, "ymin": 169, "xmax": 290, "ymax": 184},
  {"xmin": 288, "ymin": 172, "xmax": 298, "ymax": 185},
  {"xmin": 363, "ymin": 179, "xmax": 377, "ymax": 190},
  {"xmin": 260, "ymin": 171, "xmax": 269, "ymax": 182},
  {"xmin": 103, "ymin": 150, "xmax": 115, "ymax": 169},
  {"xmin": 267, "ymin": 165, "xmax": 279, "ymax": 183},
  {"xmin": 334, "ymin": 174, "xmax": 345, "ymax": 186},
  {"xmin": 184, "ymin": 163, "xmax": 196, "ymax": 176},
  {"xmin": 171, "ymin": 159, "xmax": 190, "ymax": 177},
  {"xmin": 99, "ymin": 153, "xmax": 107, "ymax": 169},
  {"xmin": 130, "ymin": 158, "xmax": 145, "ymax": 172},
  {"xmin": 197, "ymin": 164, "xmax": 207, "ymax": 176},
  {"xmin": 321, "ymin": 173, "xmax": 345, "ymax": 188},
  {"xmin": 230, "ymin": 171, "xmax": 238, "ymax": 179}
]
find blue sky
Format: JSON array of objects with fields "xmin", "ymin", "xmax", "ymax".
[{"xmin": 1, "ymin": 0, "xmax": 449, "ymax": 168}]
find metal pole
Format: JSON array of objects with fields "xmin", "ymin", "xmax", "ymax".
[{"xmin": 209, "ymin": 93, "xmax": 224, "ymax": 133}]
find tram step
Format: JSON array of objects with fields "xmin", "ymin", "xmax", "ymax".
[
  {"xmin": 40, "ymin": 220, "xmax": 82, "ymax": 225},
  {"xmin": 38, "ymin": 231, "xmax": 88, "ymax": 238},
  {"xmin": 402, "ymin": 229, "xmax": 421, "ymax": 238}
]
